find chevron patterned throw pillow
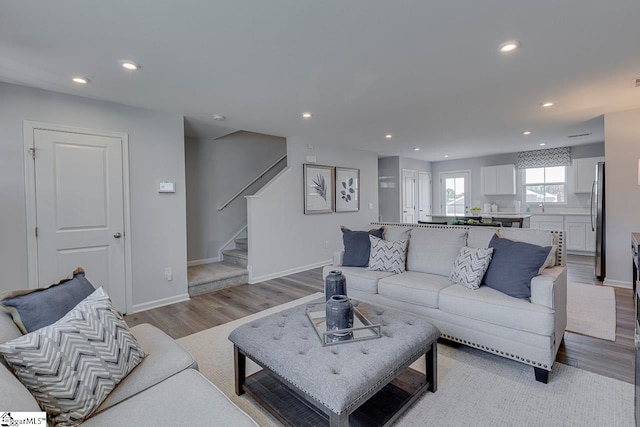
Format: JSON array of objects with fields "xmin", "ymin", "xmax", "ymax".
[
  {"xmin": 449, "ymin": 246, "xmax": 494, "ymax": 289},
  {"xmin": 0, "ymin": 287, "xmax": 145, "ymax": 426},
  {"xmin": 367, "ymin": 235, "xmax": 408, "ymax": 274}
]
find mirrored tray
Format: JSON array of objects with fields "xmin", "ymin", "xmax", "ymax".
[{"xmin": 305, "ymin": 301, "xmax": 382, "ymax": 346}]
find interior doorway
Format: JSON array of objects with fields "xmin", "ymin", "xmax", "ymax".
[
  {"xmin": 418, "ymin": 171, "xmax": 432, "ymax": 221},
  {"xmin": 402, "ymin": 169, "xmax": 417, "ymax": 223},
  {"xmin": 23, "ymin": 121, "xmax": 131, "ymax": 312}
]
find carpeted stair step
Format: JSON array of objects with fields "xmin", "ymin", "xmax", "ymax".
[
  {"xmin": 187, "ymin": 261, "xmax": 248, "ymax": 297},
  {"xmin": 235, "ymin": 238, "xmax": 248, "ymax": 251},
  {"xmin": 222, "ymin": 249, "xmax": 248, "ymax": 267}
]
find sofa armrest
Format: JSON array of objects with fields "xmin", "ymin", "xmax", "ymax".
[
  {"xmin": 530, "ymin": 266, "xmax": 567, "ymax": 311},
  {"xmin": 333, "ymin": 251, "xmax": 344, "ymax": 266}
]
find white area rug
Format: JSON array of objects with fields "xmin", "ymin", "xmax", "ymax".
[
  {"xmin": 178, "ymin": 293, "xmax": 633, "ymax": 427},
  {"xmin": 566, "ymin": 282, "xmax": 617, "ymax": 341}
]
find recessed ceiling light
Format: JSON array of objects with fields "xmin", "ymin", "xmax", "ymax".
[
  {"xmin": 212, "ymin": 114, "xmax": 225, "ymax": 121},
  {"xmin": 523, "ymin": 130, "xmax": 532, "ymax": 135},
  {"xmin": 541, "ymin": 102, "xmax": 554, "ymax": 108},
  {"xmin": 385, "ymin": 134, "xmax": 393, "ymax": 139},
  {"xmin": 539, "ymin": 142, "xmax": 547, "ymax": 146},
  {"xmin": 120, "ymin": 61, "xmax": 140, "ymax": 71},
  {"xmin": 444, "ymin": 154, "xmax": 449, "ymax": 158},
  {"xmin": 71, "ymin": 76, "xmax": 89, "ymax": 84},
  {"xmin": 414, "ymin": 148, "xmax": 420, "ymax": 151},
  {"xmin": 302, "ymin": 112, "xmax": 312, "ymax": 119},
  {"xmin": 499, "ymin": 41, "xmax": 520, "ymax": 53}
]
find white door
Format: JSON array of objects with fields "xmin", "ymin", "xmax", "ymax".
[
  {"xmin": 440, "ymin": 171, "xmax": 471, "ymax": 216},
  {"xmin": 402, "ymin": 169, "xmax": 417, "ymax": 223},
  {"xmin": 32, "ymin": 129, "xmax": 127, "ymax": 311},
  {"xmin": 418, "ymin": 172, "xmax": 432, "ymax": 220}
]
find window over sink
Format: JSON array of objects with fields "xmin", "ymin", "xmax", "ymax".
[{"xmin": 524, "ymin": 166, "xmax": 566, "ymax": 203}]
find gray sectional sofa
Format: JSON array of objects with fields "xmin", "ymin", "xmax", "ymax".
[
  {"xmin": 0, "ymin": 312, "xmax": 257, "ymax": 426},
  {"xmin": 323, "ymin": 222, "xmax": 567, "ymax": 383}
]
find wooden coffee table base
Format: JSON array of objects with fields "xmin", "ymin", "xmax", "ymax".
[{"xmin": 234, "ymin": 342, "xmax": 437, "ymax": 427}]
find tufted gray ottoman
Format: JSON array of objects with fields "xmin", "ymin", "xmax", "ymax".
[{"xmin": 229, "ymin": 299, "xmax": 440, "ymax": 427}]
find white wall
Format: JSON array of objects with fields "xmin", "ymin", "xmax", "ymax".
[
  {"xmin": 185, "ymin": 131, "xmax": 286, "ymax": 262},
  {"xmin": 247, "ymin": 137, "xmax": 378, "ymax": 282},
  {"xmin": 0, "ymin": 82, "xmax": 188, "ymax": 311},
  {"xmin": 604, "ymin": 108, "xmax": 640, "ymax": 287}
]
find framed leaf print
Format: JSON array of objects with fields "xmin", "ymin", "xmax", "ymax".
[
  {"xmin": 335, "ymin": 167, "xmax": 360, "ymax": 212},
  {"xmin": 303, "ymin": 164, "xmax": 334, "ymax": 214}
]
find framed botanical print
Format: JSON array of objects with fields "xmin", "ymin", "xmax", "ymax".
[
  {"xmin": 303, "ymin": 164, "xmax": 334, "ymax": 214},
  {"xmin": 335, "ymin": 167, "xmax": 360, "ymax": 212}
]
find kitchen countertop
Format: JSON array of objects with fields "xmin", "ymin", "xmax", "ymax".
[{"xmin": 489, "ymin": 211, "xmax": 590, "ymax": 216}]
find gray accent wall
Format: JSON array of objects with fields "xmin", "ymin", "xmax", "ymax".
[
  {"xmin": 247, "ymin": 137, "xmax": 378, "ymax": 282},
  {"xmin": 185, "ymin": 131, "xmax": 286, "ymax": 261},
  {"xmin": 0, "ymin": 82, "xmax": 188, "ymax": 311},
  {"xmin": 604, "ymin": 109, "xmax": 640, "ymax": 287},
  {"xmin": 378, "ymin": 156, "xmax": 432, "ymax": 222}
]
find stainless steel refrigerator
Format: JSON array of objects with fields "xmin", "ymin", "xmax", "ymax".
[{"xmin": 590, "ymin": 162, "xmax": 605, "ymax": 281}]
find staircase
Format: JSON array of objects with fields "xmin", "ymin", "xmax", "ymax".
[{"xmin": 187, "ymin": 237, "xmax": 249, "ymax": 297}]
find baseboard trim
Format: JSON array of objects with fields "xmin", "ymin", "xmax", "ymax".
[
  {"xmin": 603, "ymin": 278, "xmax": 632, "ymax": 289},
  {"xmin": 187, "ymin": 257, "xmax": 220, "ymax": 267},
  {"xmin": 130, "ymin": 293, "xmax": 190, "ymax": 314},
  {"xmin": 248, "ymin": 259, "xmax": 332, "ymax": 284}
]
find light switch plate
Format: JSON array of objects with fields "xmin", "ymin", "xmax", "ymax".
[
  {"xmin": 306, "ymin": 155, "xmax": 317, "ymax": 163},
  {"xmin": 159, "ymin": 181, "xmax": 176, "ymax": 193}
]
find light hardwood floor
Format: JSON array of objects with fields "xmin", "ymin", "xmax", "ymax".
[{"xmin": 125, "ymin": 256, "xmax": 634, "ymax": 384}]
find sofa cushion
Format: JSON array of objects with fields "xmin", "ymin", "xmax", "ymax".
[
  {"xmin": 341, "ymin": 226, "xmax": 385, "ymax": 267},
  {"xmin": 367, "ymin": 235, "xmax": 408, "ymax": 274},
  {"xmin": 83, "ymin": 369, "xmax": 257, "ymax": 427},
  {"xmin": 439, "ymin": 284, "xmax": 555, "ymax": 336},
  {"xmin": 449, "ymin": 246, "xmax": 494, "ymax": 290},
  {"xmin": 378, "ymin": 272, "xmax": 454, "ymax": 308},
  {"xmin": 326, "ymin": 266, "xmax": 395, "ymax": 294},
  {"xmin": 406, "ymin": 228, "xmax": 467, "ymax": 276},
  {"xmin": 96, "ymin": 323, "xmax": 198, "ymax": 413},
  {"xmin": 0, "ymin": 287, "xmax": 145, "ymax": 426},
  {"xmin": 484, "ymin": 235, "xmax": 551, "ymax": 299},
  {"xmin": 383, "ymin": 226, "xmax": 412, "ymax": 242},
  {"xmin": 0, "ymin": 363, "xmax": 42, "ymax": 412},
  {"xmin": 466, "ymin": 228, "xmax": 498, "ymax": 249},
  {"xmin": 0, "ymin": 267, "xmax": 95, "ymax": 334}
]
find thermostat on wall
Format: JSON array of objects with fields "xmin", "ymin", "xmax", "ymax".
[{"xmin": 159, "ymin": 181, "xmax": 176, "ymax": 193}]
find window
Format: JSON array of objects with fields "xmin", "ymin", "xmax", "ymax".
[{"xmin": 524, "ymin": 166, "xmax": 566, "ymax": 203}]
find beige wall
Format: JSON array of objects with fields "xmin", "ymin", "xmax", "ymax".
[{"xmin": 604, "ymin": 108, "xmax": 640, "ymax": 287}]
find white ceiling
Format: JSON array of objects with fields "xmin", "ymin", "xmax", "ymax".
[{"xmin": 1, "ymin": 1, "xmax": 639, "ymax": 161}]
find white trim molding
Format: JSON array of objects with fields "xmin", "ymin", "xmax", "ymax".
[
  {"xmin": 603, "ymin": 278, "xmax": 632, "ymax": 289},
  {"xmin": 131, "ymin": 293, "xmax": 190, "ymax": 314},
  {"xmin": 248, "ymin": 259, "xmax": 332, "ymax": 284}
]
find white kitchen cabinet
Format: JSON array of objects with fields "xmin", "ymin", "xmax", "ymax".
[
  {"xmin": 530, "ymin": 215, "xmax": 564, "ymax": 231},
  {"xmin": 573, "ymin": 157, "xmax": 604, "ymax": 193},
  {"xmin": 481, "ymin": 164, "xmax": 516, "ymax": 195},
  {"xmin": 564, "ymin": 215, "xmax": 596, "ymax": 253}
]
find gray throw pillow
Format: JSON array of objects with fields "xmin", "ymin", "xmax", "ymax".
[
  {"xmin": 0, "ymin": 268, "xmax": 95, "ymax": 334},
  {"xmin": 449, "ymin": 246, "xmax": 494, "ymax": 290},
  {"xmin": 484, "ymin": 235, "xmax": 551, "ymax": 299},
  {"xmin": 0, "ymin": 287, "xmax": 146, "ymax": 426},
  {"xmin": 341, "ymin": 226, "xmax": 385, "ymax": 267},
  {"xmin": 367, "ymin": 235, "xmax": 408, "ymax": 274}
]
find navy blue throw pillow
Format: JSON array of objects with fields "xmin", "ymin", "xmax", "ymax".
[
  {"xmin": 0, "ymin": 268, "xmax": 96, "ymax": 333},
  {"xmin": 341, "ymin": 226, "xmax": 385, "ymax": 267},
  {"xmin": 484, "ymin": 235, "xmax": 551, "ymax": 299}
]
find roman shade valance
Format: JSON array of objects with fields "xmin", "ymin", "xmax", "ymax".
[{"xmin": 517, "ymin": 147, "xmax": 571, "ymax": 169}]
